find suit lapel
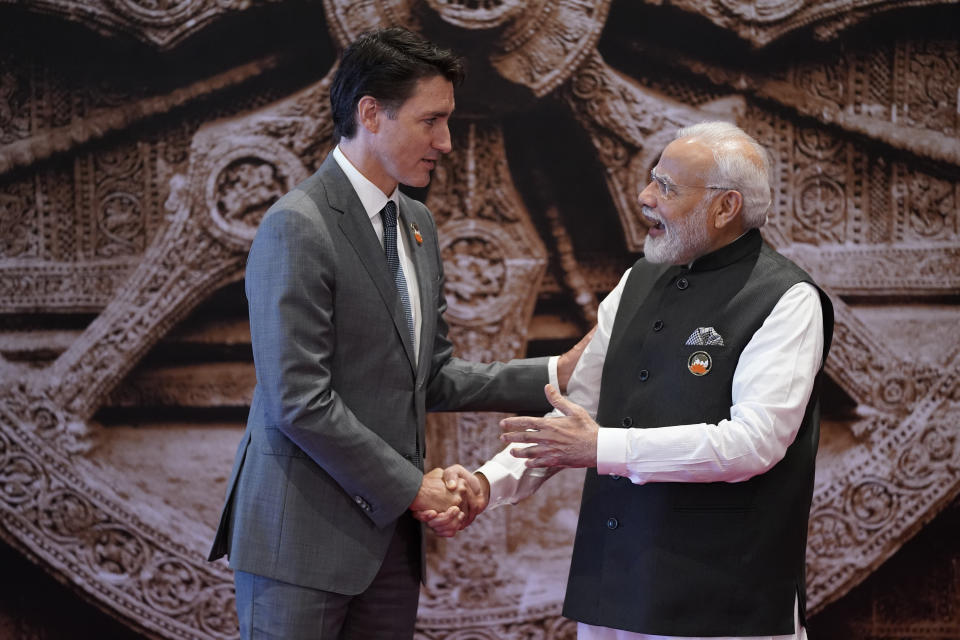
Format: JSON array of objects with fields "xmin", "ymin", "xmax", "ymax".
[{"xmin": 321, "ymin": 157, "xmax": 418, "ymax": 373}]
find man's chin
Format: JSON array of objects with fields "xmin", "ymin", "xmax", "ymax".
[
  {"xmin": 642, "ymin": 238, "xmax": 668, "ymax": 264},
  {"xmin": 404, "ymin": 172, "xmax": 432, "ymax": 188}
]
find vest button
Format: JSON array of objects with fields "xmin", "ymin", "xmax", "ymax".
[
  {"xmin": 638, "ymin": 369, "xmax": 649, "ymax": 381},
  {"xmin": 677, "ymin": 277, "xmax": 689, "ymax": 290},
  {"xmin": 606, "ymin": 517, "xmax": 619, "ymax": 530},
  {"xmin": 653, "ymin": 320, "xmax": 663, "ymax": 332},
  {"xmin": 621, "ymin": 416, "xmax": 633, "ymax": 427}
]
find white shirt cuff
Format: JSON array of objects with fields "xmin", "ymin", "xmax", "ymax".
[
  {"xmin": 596, "ymin": 427, "xmax": 630, "ymax": 477},
  {"xmin": 547, "ymin": 355, "xmax": 559, "ymax": 390},
  {"xmin": 476, "ymin": 447, "xmax": 525, "ymax": 509},
  {"xmin": 477, "ymin": 444, "xmax": 550, "ymax": 509}
]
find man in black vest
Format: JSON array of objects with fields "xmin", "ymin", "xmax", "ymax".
[{"xmin": 424, "ymin": 122, "xmax": 834, "ymax": 639}]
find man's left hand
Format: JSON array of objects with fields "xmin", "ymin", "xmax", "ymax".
[{"xmin": 499, "ymin": 384, "xmax": 599, "ymax": 468}]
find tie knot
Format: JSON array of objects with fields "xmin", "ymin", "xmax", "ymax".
[{"xmin": 382, "ymin": 200, "xmax": 398, "ymax": 228}]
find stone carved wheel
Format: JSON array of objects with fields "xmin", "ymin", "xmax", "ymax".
[{"xmin": 1, "ymin": 0, "xmax": 959, "ymax": 637}]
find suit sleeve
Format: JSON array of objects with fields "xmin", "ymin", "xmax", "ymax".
[
  {"xmin": 419, "ymin": 210, "xmax": 552, "ymax": 413},
  {"xmin": 246, "ymin": 204, "xmax": 422, "ymax": 528}
]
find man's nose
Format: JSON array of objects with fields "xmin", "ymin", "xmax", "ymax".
[
  {"xmin": 434, "ymin": 123, "xmax": 452, "ymax": 154},
  {"xmin": 638, "ymin": 180, "xmax": 657, "ymax": 207}
]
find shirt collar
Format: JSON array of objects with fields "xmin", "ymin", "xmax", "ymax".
[{"xmin": 333, "ymin": 145, "xmax": 399, "ymax": 222}]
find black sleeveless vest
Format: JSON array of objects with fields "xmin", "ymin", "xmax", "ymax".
[{"xmin": 562, "ymin": 230, "xmax": 834, "ymax": 636}]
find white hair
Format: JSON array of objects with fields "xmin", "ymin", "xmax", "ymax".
[{"xmin": 675, "ymin": 121, "xmax": 772, "ymax": 229}]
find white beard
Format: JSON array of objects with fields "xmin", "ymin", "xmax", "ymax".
[{"xmin": 642, "ymin": 197, "xmax": 713, "ymax": 265}]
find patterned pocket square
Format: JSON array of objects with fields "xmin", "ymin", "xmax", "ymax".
[{"xmin": 685, "ymin": 326, "xmax": 725, "ymax": 347}]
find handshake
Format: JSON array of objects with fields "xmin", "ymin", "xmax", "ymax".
[
  {"xmin": 409, "ymin": 465, "xmax": 489, "ymax": 538},
  {"xmin": 406, "ymin": 327, "xmax": 599, "ymax": 538}
]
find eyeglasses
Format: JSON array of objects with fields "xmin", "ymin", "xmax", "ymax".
[{"xmin": 649, "ymin": 170, "xmax": 736, "ymax": 200}]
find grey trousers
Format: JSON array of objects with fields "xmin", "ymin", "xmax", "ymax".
[{"xmin": 234, "ymin": 514, "xmax": 421, "ymax": 639}]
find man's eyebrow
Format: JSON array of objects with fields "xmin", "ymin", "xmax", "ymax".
[{"xmin": 652, "ymin": 168, "xmax": 676, "ymax": 184}]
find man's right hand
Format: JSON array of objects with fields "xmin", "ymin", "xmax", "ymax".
[
  {"xmin": 410, "ymin": 467, "xmax": 463, "ymax": 514},
  {"xmin": 411, "ymin": 465, "xmax": 490, "ymax": 537}
]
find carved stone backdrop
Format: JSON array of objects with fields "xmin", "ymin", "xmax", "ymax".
[{"xmin": 0, "ymin": 0, "xmax": 958, "ymax": 638}]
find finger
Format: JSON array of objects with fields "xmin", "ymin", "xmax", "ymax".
[
  {"xmin": 583, "ymin": 324, "xmax": 598, "ymax": 341},
  {"xmin": 443, "ymin": 475, "xmax": 463, "ymax": 493},
  {"xmin": 460, "ymin": 469, "xmax": 483, "ymax": 496},
  {"xmin": 507, "ymin": 443, "xmax": 554, "ymax": 458},
  {"xmin": 442, "ymin": 465, "xmax": 462, "ymax": 491},
  {"xmin": 428, "ymin": 507, "xmax": 460, "ymax": 528},
  {"xmin": 437, "ymin": 506, "xmax": 462, "ymax": 526},
  {"xmin": 461, "ymin": 504, "xmax": 481, "ymax": 528},
  {"xmin": 524, "ymin": 456, "xmax": 559, "ymax": 468},
  {"xmin": 426, "ymin": 513, "xmax": 461, "ymax": 537},
  {"xmin": 499, "ymin": 415, "xmax": 545, "ymax": 432},
  {"xmin": 412, "ymin": 509, "xmax": 439, "ymax": 522},
  {"xmin": 500, "ymin": 430, "xmax": 559, "ymax": 445},
  {"xmin": 543, "ymin": 383, "xmax": 588, "ymax": 418},
  {"xmin": 456, "ymin": 488, "xmax": 472, "ymax": 522},
  {"xmin": 464, "ymin": 486, "xmax": 485, "ymax": 515}
]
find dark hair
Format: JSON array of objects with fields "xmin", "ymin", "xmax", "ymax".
[{"xmin": 330, "ymin": 27, "xmax": 465, "ymax": 141}]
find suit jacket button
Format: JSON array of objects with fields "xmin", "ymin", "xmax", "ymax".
[
  {"xmin": 606, "ymin": 517, "xmax": 619, "ymax": 530},
  {"xmin": 610, "ymin": 474, "xmax": 620, "ymax": 480},
  {"xmin": 653, "ymin": 320, "xmax": 663, "ymax": 331},
  {"xmin": 638, "ymin": 369, "xmax": 649, "ymax": 381},
  {"xmin": 677, "ymin": 277, "xmax": 689, "ymax": 290},
  {"xmin": 621, "ymin": 417, "xmax": 633, "ymax": 427}
]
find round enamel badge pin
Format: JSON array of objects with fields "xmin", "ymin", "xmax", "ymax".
[{"xmin": 687, "ymin": 351, "xmax": 712, "ymax": 376}]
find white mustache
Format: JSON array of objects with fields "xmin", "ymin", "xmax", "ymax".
[{"xmin": 641, "ymin": 206, "xmax": 661, "ymax": 225}]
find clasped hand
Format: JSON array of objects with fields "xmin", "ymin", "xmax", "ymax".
[{"xmin": 410, "ymin": 466, "xmax": 489, "ymax": 538}]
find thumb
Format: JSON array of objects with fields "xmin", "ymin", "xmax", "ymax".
[
  {"xmin": 544, "ymin": 384, "xmax": 573, "ymax": 414},
  {"xmin": 442, "ymin": 466, "xmax": 460, "ymax": 491}
]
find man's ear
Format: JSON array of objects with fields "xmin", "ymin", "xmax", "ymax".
[
  {"xmin": 713, "ymin": 190, "xmax": 743, "ymax": 230},
  {"xmin": 356, "ymin": 95, "xmax": 380, "ymax": 134}
]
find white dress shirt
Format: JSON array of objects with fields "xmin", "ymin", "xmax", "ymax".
[
  {"xmin": 333, "ymin": 146, "xmax": 422, "ymax": 361},
  {"xmin": 477, "ymin": 267, "xmax": 825, "ymax": 640}
]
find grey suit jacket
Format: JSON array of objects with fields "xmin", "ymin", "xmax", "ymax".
[{"xmin": 208, "ymin": 153, "xmax": 550, "ymax": 595}]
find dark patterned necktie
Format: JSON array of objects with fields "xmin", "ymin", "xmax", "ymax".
[{"xmin": 381, "ymin": 201, "xmax": 416, "ymax": 352}]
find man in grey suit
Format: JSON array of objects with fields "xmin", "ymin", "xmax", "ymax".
[{"xmin": 209, "ymin": 27, "xmax": 578, "ymax": 639}]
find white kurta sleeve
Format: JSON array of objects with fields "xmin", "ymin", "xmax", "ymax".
[{"xmin": 595, "ymin": 282, "xmax": 824, "ymax": 484}]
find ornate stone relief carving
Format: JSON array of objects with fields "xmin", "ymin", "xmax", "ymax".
[
  {"xmin": 650, "ymin": 0, "xmax": 960, "ymax": 46},
  {"xmin": 0, "ymin": 0, "xmax": 958, "ymax": 638},
  {"xmin": 2, "ymin": 0, "xmax": 281, "ymax": 48}
]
